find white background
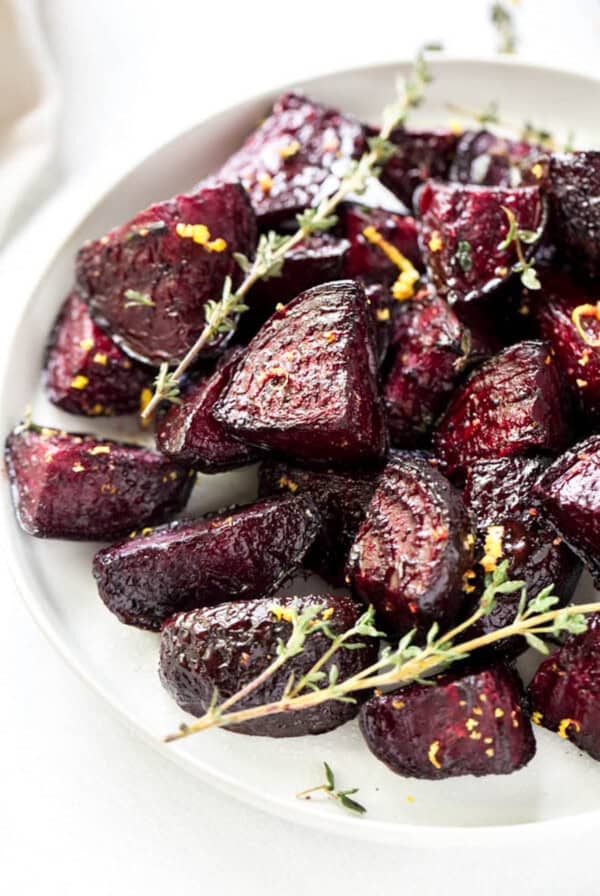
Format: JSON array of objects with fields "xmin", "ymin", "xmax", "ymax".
[{"xmin": 3, "ymin": 1, "xmax": 600, "ymax": 893}]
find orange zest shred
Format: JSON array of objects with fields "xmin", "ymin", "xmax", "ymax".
[
  {"xmin": 428, "ymin": 740, "xmax": 442, "ymax": 769},
  {"xmin": 480, "ymin": 525, "xmax": 504, "ymax": 573},
  {"xmin": 361, "ymin": 225, "xmax": 420, "ymax": 301},
  {"xmin": 175, "ymin": 222, "xmax": 227, "ymax": 252},
  {"xmin": 558, "ymin": 717, "xmax": 581, "ymax": 738},
  {"xmin": 572, "ymin": 302, "xmax": 600, "ymax": 348}
]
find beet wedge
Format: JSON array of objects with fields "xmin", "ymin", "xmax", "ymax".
[
  {"xmin": 93, "ymin": 495, "xmax": 320, "ymax": 630},
  {"xmin": 258, "ymin": 458, "xmax": 381, "ymax": 585},
  {"xmin": 159, "ymin": 594, "xmax": 378, "ymax": 737},
  {"xmin": 76, "ymin": 181, "xmax": 256, "ymax": 365},
  {"xmin": 212, "ymin": 280, "xmax": 387, "ymax": 464},
  {"xmin": 528, "ymin": 615, "xmax": 600, "ymax": 760},
  {"xmin": 156, "ymin": 349, "xmax": 262, "ymax": 473},
  {"xmin": 418, "ymin": 181, "xmax": 544, "ymax": 304},
  {"xmin": 434, "ymin": 341, "xmax": 571, "ymax": 476},
  {"xmin": 347, "ymin": 453, "xmax": 473, "ymax": 637},
  {"xmin": 450, "ymin": 130, "xmax": 543, "ymax": 188},
  {"xmin": 341, "ymin": 204, "xmax": 422, "ymax": 284},
  {"xmin": 548, "ymin": 151, "xmax": 600, "ymax": 278},
  {"xmin": 218, "ymin": 92, "xmax": 366, "ymax": 228},
  {"xmin": 378, "ymin": 127, "xmax": 459, "ymax": 209},
  {"xmin": 44, "ymin": 290, "xmax": 152, "ymax": 416},
  {"xmin": 5, "ymin": 425, "xmax": 193, "ymax": 540},
  {"xmin": 360, "ymin": 664, "xmax": 536, "ymax": 779}
]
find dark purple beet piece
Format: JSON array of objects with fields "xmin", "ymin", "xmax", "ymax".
[
  {"xmin": 534, "ymin": 435, "xmax": 600, "ymax": 586},
  {"xmin": 360, "ymin": 664, "xmax": 535, "ymax": 779},
  {"xmin": 5, "ymin": 425, "xmax": 193, "ymax": 540},
  {"xmin": 379, "ymin": 128, "xmax": 459, "ymax": 209},
  {"xmin": 341, "ymin": 204, "xmax": 421, "ymax": 284},
  {"xmin": 383, "ymin": 289, "xmax": 470, "ymax": 447},
  {"xmin": 347, "ymin": 453, "xmax": 473, "ymax": 637},
  {"xmin": 258, "ymin": 458, "xmax": 380, "ymax": 585},
  {"xmin": 76, "ymin": 181, "xmax": 257, "ymax": 365},
  {"xmin": 529, "ymin": 615, "xmax": 600, "ymax": 759},
  {"xmin": 451, "ymin": 130, "xmax": 543, "ymax": 187},
  {"xmin": 213, "ymin": 280, "xmax": 387, "ymax": 464},
  {"xmin": 44, "ymin": 290, "xmax": 152, "ymax": 416},
  {"xmin": 462, "ymin": 456, "xmax": 581, "ymax": 655},
  {"xmin": 217, "ymin": 92, "xmax": 366, "ymax": 228},
  {"xmin": 159, "ymin": 594, "xmax": 378, "ymax": 737},
  {"xmin": 452, "ymin": 300, "xmax": 504, "ymax": 364},
  {"xmin": 93, "ymin": 495, "xmax": 319, "ymax": 630},
  {"xmin": 155, "ymin": 349, "xmax": 261, "ymax": 473},
  {"xmin": 418, "ymin": 181, "xmax": 544, "ymax": 304},
  {"xmin": 434, "ymin": 341, "xmax": 571, "ymax": 475},
  {"xmin": 548, "ymin": 151, "xmax": 600, "ymax": 278},
  {"xmin": 534, "ymin": 269, "xmax": 600, "ymax": 422}
]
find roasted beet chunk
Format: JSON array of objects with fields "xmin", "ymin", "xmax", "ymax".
[
  {"xmin": 418, "ymin": 181, "xmax": 544, "ymax": 304},
  {"xmin": 213, "ymin": 280, "xmax": 387, "ymax": 464},
  {"xmin": 529, "ymin": 615, "xmax": 600, "ymax": 759},
  {"xmin": 383, "ymin": 289, "xmax": 470, "ymax": 447},
  {"xmin": 548, "ymin": 152, "xmax": 600, "ymax": 278},
  {"xmin": 76, "ymin": 181, "xmax": 256, "ymax": 365},
  {"xmin": 434, "ymin": 341, "xmax": 570, "ymax": 475},
  {"xmin": 155, "ymin": 349, "xmax": 261, "ymax": 473},
  {"xmin": 360, "ymin": 664, "xmax": 535, "ymax": 779},
  {"xmin": 347, "ymin": 454, "xmax": 473, "ymax": 637},
  {"xmin": 44, "ymin": 290, "xmax": 152, "ymax": 416},
  {"xmin": 379, "ymin": 128, "xmax": 459, "ymax": 209},
  {"xmin": 218, "ymin": 92, "xmax": 365, "ymax": 228},
  {"xmin": 159, "ymin": 594, "xmax": 378, "ymax": 737},
  {"xmin": 534, "ymin": 269, "xmax": 600, "ymax": 422},
  {"xmin": 450, "ymin": 130, "xmax": 543, "ymax": 187},
  {"xmin": 258, "ymin": 459, "xmax": 380, "ymax": 585},
  {"xmin": 462, "ymin": 456, "xmax": 581, "ymax": 654},
  {"xmin": 5, "ymin": 425, "xmax": 193, "ymax": 540},
  {"xmin": 534, "ymin": 436, "xmax": 600, "ymax": 585},
  {"xmin": 93, "ymin": 495, "xmax": 319, "ymax": 630},
  {"xmin": 341, "ymin": 204, "xmax": 421, "ymax": 284}
]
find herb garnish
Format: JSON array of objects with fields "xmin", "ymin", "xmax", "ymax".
[
  {"xmin": 456, "ymin": 240, "xmax": 473, "ymax": 272},
  {"xmin": 498, "ymin": 206, "xmax": 541, "ymax": 290},
  {"xmin": 490, "ymin": 2, "xmax": 517, "ymax": 54},
  {"xmin": 123, "ymin": 289, "xmax": 155, "ymax": 309},
  {"xmin": 296, "ymin": 762, "xmax": 367, "ymax": 815}
]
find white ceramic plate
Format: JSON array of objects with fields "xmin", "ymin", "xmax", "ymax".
[{"xmin": 4, "ymin": 58, "xmax": 600, "ymax": 847}]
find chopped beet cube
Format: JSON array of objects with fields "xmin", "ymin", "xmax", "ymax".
[
  {"xmin": 548, "ymin": 151, "xmax": 600, "ymax": 278},
  {"xmin": 418, "ymin": 181, "xmax": 544, "ymax": 304},
  {"xmin": 347, "ymin": 453, "xmax": 473, "ymax": 637},
  {"xmin": 217, "ymin": 92, "xmax": 366, "ymax": 228},
  {"xmin": 212, "ymin": 280, "xmax": 387, "ymax": 464},
  {"xmin": 529, "ymin": 615, "xmax": 600, "ymax": 760},
  {"xmin": 378, "ymin": 128, "xmax": 459, "ymax": 209},
  {"xmin": 341, "ymin": 204, "xmax": 422, "ymax": 284},
  {"xmin": 434, "ymin": 341, "xmax": 571, "ymax": 475},
  {"xmin": 155, "ymin": 349, "xmax": 262, "ymax": 473},
  {"xmin": 452, "ymin": 300, "xmax": 505, "ymax": 364},
  {"xmin": 383, "ymin": 289, "xmax": 469, "ymax": 448},
  {"xmin": 360, "ymin": 664, "xmax": 536, "ymax": 779},
  {"xmin": 534, "ymin": 435, "xmax": 600, "ymax": 585},
  {"xmin": 93, "ymin": 495, "xmax": 319, "ymax": 630},
  {"xmin": 258, "ymin": 458, "xmax": 380, "ymax": 585},
  {"xmin": 5, "ymin": 425, "xmax": 193, "ymax": 540},
  {"xmin": 44, "ymin": 290, "xmax": 152, "ymax": 416},
  {"xmin": 76, "ymin": 181, "xmax": 257, "ymax": 365},
  {"xmin": 450, "ymin": 130, "xmax": 543, "ymax": 187},
  {"xmin": 159, "ymin": 594, "xmax": 378, "ymax": 737}
]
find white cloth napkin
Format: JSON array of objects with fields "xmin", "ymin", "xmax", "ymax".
[{"xmin": 0, "ymin": 0, "xmax": 59, "ymax": 247}]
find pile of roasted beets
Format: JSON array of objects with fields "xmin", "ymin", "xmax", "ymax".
[{"xmin": 8, "ymin": 90, "xmax": 600, "ymax": 783}]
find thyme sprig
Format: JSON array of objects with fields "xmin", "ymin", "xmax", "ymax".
[
  {"xmin": 164, "ymin": 562, "xmax": 599, "ymax": 744},
  {"xmin": 141, "ymin": 46, "xmax": 439, "ymax": 419},
  {"xmin": 490, "ymin": 1, "xmax": 517, "ymax": 54},
  {"xmin": 297, "ymin": 762, "xmax": 366, "ymax": 815},
  {"xmin": 123, "ymin": 289, "xmax": 155, "ymax": 309},
  {"xmin": 446, "ymin": 102, "xmax": 562, "ymax": 152},
  {"xmin": 498, "ymin": 206, "xmax": 542, "ymax": 290}
]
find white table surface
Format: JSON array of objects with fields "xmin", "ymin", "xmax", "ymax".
[{"xmin": 3, "ymin": 1, "xmax": 600, "ymax": 892}]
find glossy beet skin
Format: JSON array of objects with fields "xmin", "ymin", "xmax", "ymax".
[
  {"xmin": 379, "ymin": 128, "xmax": 459, "ymax": 209},
  {"xmin": 155, "ymin": 349, "xmax": 261, "ymax": 473},
  {"xmin": 434, "ymin": 341, "xmax": 571, "ymax": 476},
  {"xmin": 213, "ymin": 280, "xmax": 387, "ymax": 464},
  {"xmin": 258, "ymin": 458, "xmax": 380, "ymax": 585},
  {"xmin": 418, "ymin": 181, "xmax": 544, "ymax": 304},
  {"xmin": 534, "ymin": 435, "xmax": 600, "ymax": 586},
  {"xmin": 383, "ymin": 289, "xmax": 470, "ymax": 448},
  {"xmin": 462, "ymin": 456, "xmax": 581, "ymax": 655},
  {"xmin": 5, "ymin": 426, "xmax": 193, "ymax": 540},
  {"xmin": 217, "ymin": 92, "xmax": 366, "ymax": 228},
  {"xmin": 76, "ymin": 181, "xmax": 257, "ymax": 365},
  {"xmin": 534, "ymin": 269, "xmax": 600, "ymax": 422},
  {"xmin": 529, "ymin": 615, "xmax": 600, "ymax": 760},
  {"xmin": 93, "ymin": 495, "xmax": 319, "ymax": 630},
  {"xmin": 450, "ymin": 130, "xmax": 543, "ymax": 187},
  {"xmin": 341, "ymin": 204, "xmax": 422, "ymax": 284},
  {"xmin": 159, "ymin": 594, "xmax": 378, "ymax": 737},
  {"xmin": 347, "ymin": 454, "xmax": 473, "ymax": 637},
  {"xmin": 360, "ymin": 664, "xmax": 536, "ymax": 779},
  {"xmin": 548, "ymin": 152, "xmax": 600, "ymax": 278},
  {"xmin": 44, "ymin": 290, "xmax": 152, "ymax": 416}
]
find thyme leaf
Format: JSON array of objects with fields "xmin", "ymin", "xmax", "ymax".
[
  {"xmin": 296, "ymin": 762, "xmax": 367, "ymax": 816},
  {"xmin": 123, "ymin": 289, "xmax": 155, "ymax": 308}
]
